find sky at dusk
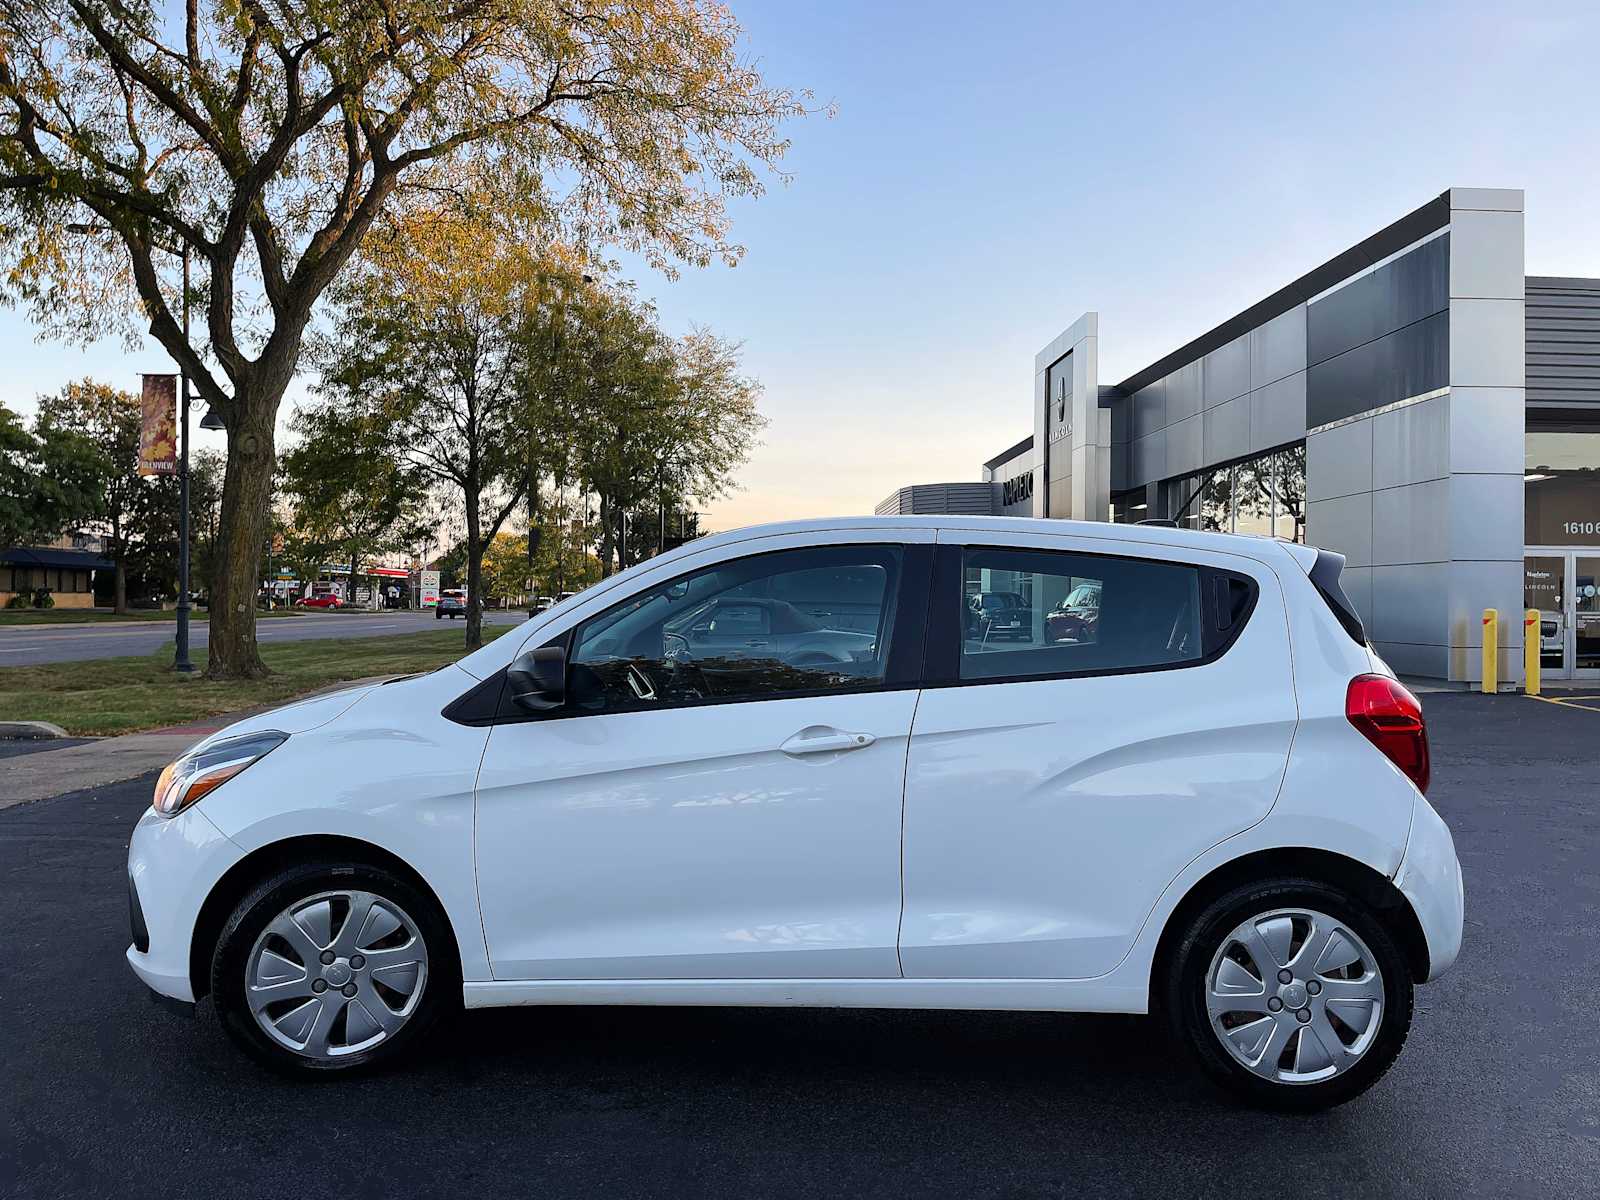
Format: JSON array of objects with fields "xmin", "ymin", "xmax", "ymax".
[{"xmin": 5, "ymin": 0, "xmax": 1599, "ymax": 532}]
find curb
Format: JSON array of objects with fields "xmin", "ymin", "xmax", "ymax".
[{"xmin": 0, "ymin": 720, "xmax": 68, "ymax": 740}]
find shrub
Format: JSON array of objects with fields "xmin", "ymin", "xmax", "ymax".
[
  {"xmin": 33, "ymin": 588, "xmax": 55, "ymax": 609},
  {"xmin": 4, "ymin": 592, "xmax": 29, "ymax": 609}
]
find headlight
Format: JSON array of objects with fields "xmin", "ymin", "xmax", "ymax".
[{"xmin": 152, "ymin": 730, "xmax": 287, "ymax": 818}]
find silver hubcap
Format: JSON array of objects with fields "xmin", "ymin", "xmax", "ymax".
[
  {"xmin": 245, "ymin": 890, "xmax": 429, "ymax": 1060},
  {"xmin": 1205, "ymin": 907, "xmax": 1384, "ymax": 1085}
]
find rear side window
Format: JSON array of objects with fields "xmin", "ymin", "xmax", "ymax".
[{"xmin": 959, "ymin": 547, "xmax": 1206, "ymax": 681}]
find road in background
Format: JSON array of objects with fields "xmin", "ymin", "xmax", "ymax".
[
  {"xmin": 2, "ymin": 694, "xmax": 1597, "ymax": 1198},
  {"xmin": 0, "ymin": 609, "xmax": 529, "ymax": 666}
]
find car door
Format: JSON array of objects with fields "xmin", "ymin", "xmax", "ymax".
[
  {"xmin": 900, "ymin": 531, "xmax": 1297, "ymax": 980},
  {"xmin": 474, "ymin": 533, "xmax": 932, "ymax": 981}
]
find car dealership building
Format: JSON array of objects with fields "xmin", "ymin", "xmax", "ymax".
[{"xmin": 878, "ymin": 188, "xmax": 1600, "ymax": 685}]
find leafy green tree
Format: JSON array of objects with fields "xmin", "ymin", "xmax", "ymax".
[
  {"xmin": 34, "ymin": 380, "xmax": 145, "ymax": 610},
  {"xmin": 189, "ymin": 449, "xmax": 227, "ymax": 595},
  {"xmin": 0, "ymin": 404, "xmax": 42, "ymax": 551},
  {"xmin": 313, "ymin": 201, "xmax": 546, "ymax": 648},
  {"xmin": 280, "ymin": 404, "xmax": 430, "ymax": 607},
  {"xmin": 554, "ymin": 294, "xmax": 764, "ymax": 575},
  {"xmin": 0, "ymin": 400, "xmax": 104, "ymax": 552},
  {"xmin": 1, "ymin": 0, "xmax": 808, "ymax": 676}
]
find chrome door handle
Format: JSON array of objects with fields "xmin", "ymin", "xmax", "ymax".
[{"xmin": 780, "ymin": 726, "xmax": 876, "ymax": 756}]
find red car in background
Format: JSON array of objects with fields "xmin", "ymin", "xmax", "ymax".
[{"xmin": 299, "ymin": 594, "xmax": 344, "ymax": 610}]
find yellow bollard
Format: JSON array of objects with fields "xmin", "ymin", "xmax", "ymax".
[
  {"xmin": 1481, "ymin": 609, "xmax": 1498, "ymax": 694},
  {"xmin": 1524, "ymin": 609, "xmax": 1541, "ymax": 696}
]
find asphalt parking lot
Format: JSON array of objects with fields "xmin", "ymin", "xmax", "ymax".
[{"xmin": 2, "ymin": 693, "xmax": 1597, "ymax": 1199}]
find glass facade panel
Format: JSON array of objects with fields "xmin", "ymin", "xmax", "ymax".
[
  {"xmin": 1271, "ymin": 445, "xmax": 1307, "ymax": 544},
  {"xmin": 1524, "ymin": 556, "xmax": 1565, "ymax": 669},
  {"xmin": 1579, "ymin": 557, "xmax": 1600, "ymax": 672},
  {"xmin": 1109, "ymin": 490, "xmax": 1147, "ymax": 524},
  {"xmin": 1234, "ymin": 458, "xmax": 1275, "ymax": 537},
  {"xmin": 1160, "ymin": 443, "xmax": 1305, "ymax": 542},
  {"xmin": 1526, "ymin": 429, "xmax": 1600, "ymax": 547}
]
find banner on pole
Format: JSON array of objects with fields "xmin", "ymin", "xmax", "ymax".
[{"xmin": 138, "ymin": 374, "xmax": 178, "ymax": 476}]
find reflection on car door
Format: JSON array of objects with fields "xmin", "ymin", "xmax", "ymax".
[
  {"xmin": 474, "ymin": 535, "xmax": 932, "ymax": 981},
  {"xmin": 900, "ymin": 533, "xmax": 1297, "ymax": 980}
]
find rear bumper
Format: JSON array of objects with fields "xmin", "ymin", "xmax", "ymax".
[
  {"xmin": 125, "ymin": 804, "xmax": 245, "ymax": 1005},
  {"xmin": 1393, "ymin": 795, "xmax": 1465, "ymax": 982}
]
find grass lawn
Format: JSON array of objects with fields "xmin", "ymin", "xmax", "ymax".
[
  {"xmin": 0, "ymin": 627, "xmax": 509, "ymax": 737},
  {"xmin": 0, "ymin": 607, "xmax": 391, "ymax": 626}
]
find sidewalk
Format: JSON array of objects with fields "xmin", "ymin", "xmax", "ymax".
[{"xmin": 0, "ymin": 676, "xmax": 393, "ymax": 810}]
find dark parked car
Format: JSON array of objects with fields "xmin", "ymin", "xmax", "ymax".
[
  {"xmin": 1046, "ymin": 580, "xmax": 1101, "ymax": 643},
  {"xmin": 966, "ymin": 591, "xmax": 1030, "ymax": 641},
  {"xmin": 436, "ymin": 590, "xmax": 467, "ymax": 619}
]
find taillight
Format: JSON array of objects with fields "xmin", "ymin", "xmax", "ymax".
[{"xmin": 1345, "ymin": 674, "xmax": 1430, "ymax": 794}]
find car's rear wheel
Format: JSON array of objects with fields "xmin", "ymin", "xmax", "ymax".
[
  {"xmin": 1163, "ymin": 878, "xmax": 1413, "ymax": 1111},
  {"xmin": 211, "ymin": 861, "xmax": 455, "ymax": 1075}
]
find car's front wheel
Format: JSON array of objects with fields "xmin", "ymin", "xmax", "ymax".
[
  {"xmin": 211, "ymin": 861, "xmax": 455, "ymax": 1075},
  {"xmin": 1163, "ymin": 878, "xmax": 1413, "ymax": 1110}
]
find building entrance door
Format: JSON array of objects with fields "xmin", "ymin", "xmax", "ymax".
[
  {"xmin": 1525, "ymin": 551, "xmax": 1600, "ymax": 680},
  {"xmin": 1576, "ymin": 556, "xmax": 1600, "ymax": 678}
]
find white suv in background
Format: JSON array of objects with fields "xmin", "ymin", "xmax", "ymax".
[{"xmin": 126, "ymin": 516, "xmax": 1462, "ymax": 1109}]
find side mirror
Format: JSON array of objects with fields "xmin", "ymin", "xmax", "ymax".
[{"xmin": 506, "ymin": 645, "xmax": 567, "ymax": 712}]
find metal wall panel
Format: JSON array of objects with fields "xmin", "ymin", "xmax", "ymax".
[
  {"xmin": 1372, "ymin": 394, "xmax": 1449, "ymax": 491},
  {"xmin": 1166, "ymin": 412, "xmax": 1202, "ymax": 477},
  {"xmin": 1203, "ymin": 335, "xmax": 1250, "ymax": 408},
  {"xmin": 1371, "ymin": 478, "xmax": 1448, "ymax": 567},
  {"xmin": 1203, "ymin": 393, "xmax": 1250, "ymax": 464},
  {"xmin": 1306, "ymin": 310, "xmax": 1448, "ymax": 428},
  {"xmin": 1130, "ymin": 380, "xmax": 1166, "ymax": 440},
  {"xmin": 1129, "ymin": 431, "xmax": 1166, "ymax": 487},
  {"xmin": 1165, "ymin": 360, "xmax": 1203, "ymax": 424},
  {"xmin": 1250, "ymin": 305, "xmax": 1307, "ymax": 390},
  {"xmin": 1306, "ymin": 492, "xmax": 1374, "ymax": 567},
  {"xmin": 1306, "ymin": 418, "xmax": 1373, "ymax": 502},
  {"xmin": 1371, "ymin": 562, "xmax": 1449, "ymax": 645},
  {"xmin": 1526, "ymin": 277, "xmax": 1600, "ymax": 408},
  {"xmin": 1307, "ymin": 234, "xmax": 1449, "ymax": 367},
  {"xmin": 1249, "ymin": 371, "xmax": 1307, "ymax": 454},
  {"xmin": 873, "ymin": 483, "xmax": 997, "ymax": 516}
]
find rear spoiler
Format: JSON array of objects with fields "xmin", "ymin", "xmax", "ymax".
[{"xmin": 1299, "ymin": 547, "xmax": 1367, "ymax": 645}]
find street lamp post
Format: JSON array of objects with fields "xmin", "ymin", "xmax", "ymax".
[{"xmin": 66, "ymin": 221, "xmax": 199, "ymax": 670}]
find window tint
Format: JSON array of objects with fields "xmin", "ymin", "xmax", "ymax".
[
  {"xmin": 960, "ymin": 547, "xmax": 1202, "ymax": 681},
  {"xmin": 568, "ymin": 545, "xmax": 902, "ymax": 713}
]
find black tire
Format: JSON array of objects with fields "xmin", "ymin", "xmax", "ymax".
[
  {"xmin": 1161, "ymin": 877, "xmax": 1413, "ymax": 1111},
  {"xmin": 211, "ymin": 860, "xmax": 457, "ymax": 1077},
  {"xmin": 434, "ymin": 610, "xmax": 441, "ymax": 619}
]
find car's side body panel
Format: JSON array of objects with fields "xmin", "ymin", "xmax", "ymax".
[
  {"xmin": 475, "ymin": 688, "xmax": 920, "ymax": 979},
  {"xmin": 900, "ymin": 529, "xmax": 1301, "ymax": 980}
]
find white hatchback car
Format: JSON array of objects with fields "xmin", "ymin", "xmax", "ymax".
[{"xmin": 128, "ymin": 517, "xmax": 1462, "ymax": 1109}]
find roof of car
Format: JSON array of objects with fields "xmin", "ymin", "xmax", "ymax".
[{"xmin": 689, "ymin": 515, "xmax": 1309, "ymax": 568}]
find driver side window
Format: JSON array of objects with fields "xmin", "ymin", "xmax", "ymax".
[{"xmin": 568, "ymin": 544, "xmax": 903, "ymax": 714}]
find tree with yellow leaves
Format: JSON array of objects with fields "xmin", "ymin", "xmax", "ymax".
[{"xmin": 0, "ymin": 0, "xmax": 809, "ymax": 676}]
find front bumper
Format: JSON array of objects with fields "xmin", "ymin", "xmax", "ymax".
[
  {"xmin": 1393, "ymin": 794, "xmax": 1465, "ymax": 982},
  {"xmin": 125, "ymin": 804, "xmax": 246, "ymax": 1004}
]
